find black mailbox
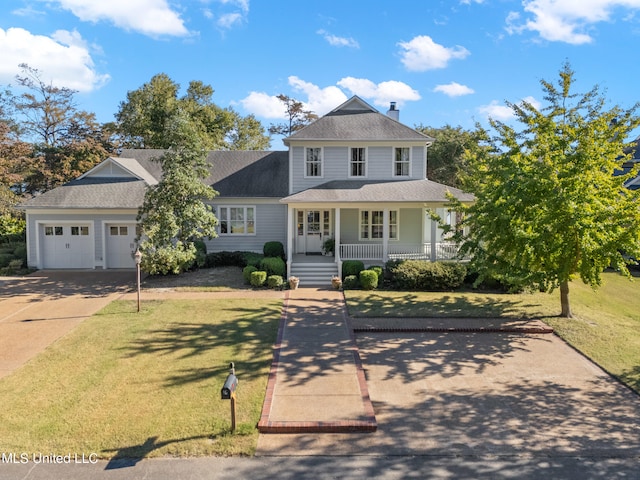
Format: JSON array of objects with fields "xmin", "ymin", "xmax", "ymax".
[{"xmin": 221, "ymin": 373, "xmax": 238, "ymax": 400}]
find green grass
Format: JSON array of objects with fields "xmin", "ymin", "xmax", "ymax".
[
  {"xmin": 346, "ymin": 271, "xmax": 640, "ymax": 394},
  {"xmin": 0, "ymin": 298, "xmax": 281, "ymax": 458}
]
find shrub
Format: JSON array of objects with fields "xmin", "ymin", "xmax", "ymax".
[
  {"xmin": 343, "ymin": 275, "xmax": 360, "ymax": 289},
  {"xmin": 387, "ymin": 260, "xmax": 467, "ymax": 291},
  {"xmin": 0, "ymin": 253, "xmax": 13, "ymax": 268},
  {"xmin": 267, "ymin": 275, "xmax": 284, "ymax": 289},
  {"xmin": 367, "ymin": 265, "xmax": 383, "ymax": 279},
  {"xmin": 342, "ymin": 260, "xmax": 364, "ymax": 279},
  {"xmin": 259, "ymin": 256, "xmax": 286, "ymax": 277},
  {"xmin": 243, "ymin": 265, "xmax": 258, "ymax": 284},
  {"xmin": 250, "ymin": 270, "xmax": 267, "ymax": 287},
  {"xmin": 242, "ymin": 252, "xmax": 264, "ymax": 268},
  {"xmin": 263, "ymin": 241, "xmax": 285, "ymax": 260},
  {"xmin": 13, "ymin": 244, "xmax": 26, "ymax": 260},
  {"xmin": 359, "ymin": 269, "xmax": 378, "ymax": 290},
  {"xmin": 140, "ymin": 243, "xmax": 196, "ymax": 275}
]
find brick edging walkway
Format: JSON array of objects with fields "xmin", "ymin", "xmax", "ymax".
[{"xmin": 257, "ymin": 290, "xmax": 377, "ymax": 434}]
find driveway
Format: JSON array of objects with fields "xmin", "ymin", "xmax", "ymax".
[
  {"xmin": 258, "ymin": 330, "xmax": 640, "ymax": 459},
  {"xmin": 0, "ymin": 270, "xmax": 134, "ymax": 379}
]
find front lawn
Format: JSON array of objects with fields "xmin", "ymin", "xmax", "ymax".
[
  {"xmin": 0, "ymin": 298, "xmax": 281, "ymax": 458},
  {"xmin": 346, "ymin": 271, "xmax": 640, "ymax": 394}
]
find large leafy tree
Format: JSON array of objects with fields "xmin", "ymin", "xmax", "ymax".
[
  {"xmin": 268, "ymin": 94, "xmax": 318, "ymax": 137},
  {"xmin": 416, "ymin": 124, "xmax": 481, "ymax": 187},
  {"xmin": 12, "ymin": 64, "xmax": 113, "ymax": 193},
  {"xmin": 448, "ymin": 63, "xmax": 640, "ymax": 318},
  {"xmin": 114, "ymin": 73, "xmax": 270, "ymax": 150},
  {"xmin": 137, "ymin": 110, "xmax": 219, "ymax": 275}
]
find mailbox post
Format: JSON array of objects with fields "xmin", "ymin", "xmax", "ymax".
[{"xmin": 220, "ymin": 362, "xmax": 238, "ymax": 432}]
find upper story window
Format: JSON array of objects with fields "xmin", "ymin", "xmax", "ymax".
[
  {"xmin": 350, "ymin": 147, "xmax": 366, "ymax": 177},
  {"xmin": 219, "ymin": 206, "xmax": 255, "ymax": 235},
  {"xmin": 394, "ymin": 147, "xmax": 410, "ymax": 177},
  {"xmin": 305, "ymin": 147, "xmax": 322, "ymax": 177}
]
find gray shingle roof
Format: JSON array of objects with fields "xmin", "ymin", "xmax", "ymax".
[
  {"xmin": 20, "ymin": 177, "xmax": 148, "ymax": 209},
  {"xmin": 285, "ymin": 96, "xmax": 433, "ymax": 143},
  {"xmin": 281, "ymin": 179, "xmax": 474, "ymax": 203},
  {"xmin": 121, "ymin": 149, "xmax": 290, "ymax": 198}
]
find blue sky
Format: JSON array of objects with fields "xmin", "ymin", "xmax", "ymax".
[{"xmin": 1, "ymin": 0, "xmax": 639, "ymax": 148}]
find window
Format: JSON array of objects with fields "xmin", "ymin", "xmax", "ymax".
[
  {"xmin": 394, "ymin": 147, "xmax": 410, "ymax": 177},
  {"xmin": 305, "ymin": 148, "xmax": 322, "ymax": 177},
  {"xmin": 350, "ymin": 147, "xmax": 366, "ymax": 177},
  {"xmin": 71, "ymin": 226, "xmax": 89, "ymax": 236},
  {"xmin": 219, "ymin": 206, "xmax": 255, "ymax": 235},
  {"xmin": 45, "ymin": 226, "xmax": 62, "ymax": 236},
  {"xmin": 109, "ymin": 226, "xmax": 126, "ymax": 236},
  {"xmin": 360, "ymin": 210, "xmax": 398, "ymax": 240}
]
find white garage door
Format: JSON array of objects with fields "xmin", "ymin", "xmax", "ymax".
[
  {"xmin": 105, "ymin": 224, "xmax": 137, "ymax": 268},
  {"xmin": 41, "ymin": 224, "xmax": 93, "ymax": 269}
]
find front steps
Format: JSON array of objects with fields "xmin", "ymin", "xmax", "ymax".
[{"xmin": 290, "ymin": 262, "xmax": 338, "ymax": 287}]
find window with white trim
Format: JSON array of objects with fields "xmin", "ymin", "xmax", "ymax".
[
  {"xmin": 360, "ymin": 210, "xmax": 398, "ymax": 240},
  {"xmin": 219, "ymin": 206, "xmax": 255, "ymax": 235},
  {"xmin": 350, "ymin": 147, "xmax": 366, "ymax": 177},
  {"xmin": 394, "ymin": 147, "xmax": 410, "ymax": 177},
  {"xmin": 305, "ymin": 147, "xmax": 322, "ymax": 177}
]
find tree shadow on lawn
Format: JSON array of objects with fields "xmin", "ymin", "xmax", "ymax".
[
  {"xmin": 119, "ymin": 302, "xmax": 280, "ymax": 387},
  {"xmin": 348, "ymin": 292, "xmax": 549, "ymax": 319}
]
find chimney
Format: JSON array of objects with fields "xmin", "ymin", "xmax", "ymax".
[{"xmin": 386, "ymin": 101, "xmax": 399, "ymax": 121}]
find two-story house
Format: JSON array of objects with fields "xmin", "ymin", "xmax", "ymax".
[{"xmin": 20, "ymin": 96, "xmax": 474, "ymax": 285}]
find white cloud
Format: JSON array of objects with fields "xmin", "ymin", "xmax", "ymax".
[
  {"xmin": 317, "ymin": 30, "xmax": 359, "ymax": 48},
  {"xmin": 240, "ymin": 76, "xmax": 421, "ymax": 120},
  {"xmin": 239, "ymin": 77, "xmax": 347, "ymax": 119},
  {"xmin": 217, "ymin": 13, "xmax": 243, "ymax": 29},
  {"xmin": 398, "ymin": 35, "xmax": 470, "ymax": 71},
  {"xmin": 337, "ymin": 77, "xmax": 421, "ymax": 107},
  {"xmin": 433, "ymin": 82, "xmax": 475, "ymax": 97},
  {"xmin": 239, "ymin": 91, "xmax": 287, "ymax": 119},
  {"xmin": 0, "ymin": 27, "xmax": 110, "ymax": 92},
  {"xmin": 288, "ymin": 76, "xmax": 348, "ymax": 115},
  {"xmin": 211, "ymin": 0, "xmax": 250, "ymax": 29},
  {"xmin": 479, "ymin": 96, "xmax": 542, "ymax": 121},
  {"xmin": 506, "ymin": 0, "xmax": 640, "ymax": 44},
  {"xmin": 40, "ymin": 0, "xmax": 189, "ymax": 37}
]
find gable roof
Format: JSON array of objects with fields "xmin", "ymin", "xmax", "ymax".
[
  {"xmin": 78, "ymin": 156, "xmax": 160, "ymax": 185},
  {"xmin": 281, "ymin": 179, "xmax": 474, "ymax": 204},
  {"xmin": 120, "ymin": 149, "xmax": 289, "ymax": 198},
  {"xmin": 20, "ymin": 177, "xmax": 149, "ymax": 209},
  {"xmin": 284, "ymin": 95, "xmax": 433, "ymax": 144}
]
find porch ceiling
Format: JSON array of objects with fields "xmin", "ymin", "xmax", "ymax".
[{"xmin": 280, "ymin": 179, "xmax": 474, "ymax": 204}]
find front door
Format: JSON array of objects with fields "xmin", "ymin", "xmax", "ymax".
[{"xmin": 305, "ymin": 211, "xmax": 322, "ymax": 254}]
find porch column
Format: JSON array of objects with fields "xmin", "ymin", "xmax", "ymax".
[
  {"xmin": 430, "ymin": 213, "xmax": 438, "ymax": 262},
  {"xmin": 287, "ymin": 204, "xmax": 294, "ymax": 278},
  {"xmin": 335, "ymin": 207, "xmax": 341, "ymax": 277},
  {"xmin": 382, "ymin": 207, "xmax": 389, "ymax": 262}
]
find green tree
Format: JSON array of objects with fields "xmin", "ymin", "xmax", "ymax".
[
  {"xmin": 447, "ymin": 63, "xmax": 640, "ymax": 318},
  {"xmin": 115, "ymin": 74, "xmax": 269, "ymax": 150},
  {"xmin": 416, "ymin": 124, "xmax": 480, "ymax": 187},
  {"xmin": 137, "ymin": 110, "xmax": 219, "ymax": 275},
  {"xmin": 268, "ymin": 94, "xmax": 318, "ymax": 137},
  {"xmin": 11, "ymin": 64, "xmax": 112, "ymax": 193}
]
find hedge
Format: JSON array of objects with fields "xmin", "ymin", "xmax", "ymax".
[
  {"xmin": 387, "ymin": 260, "xmax": 467, "ymax": 291},
  {"xmin": 267, "ymin": 275, "xmax": 284, "ymax": 289},
  {"xmin": 342, "ymin": 260, "xmax": 364, "ymax": 279},
  {"xmin": 243, "ymin": 265, "xmax": 258, "ymax": 284},
  {"xmin": 343, "ymin": 275, "xmax": 360, "ymax": 290},
  {"xmin": 263, "ymin": 241, "xmax": 285, "ymax": 260},
  {"xmin": 250, "ymin": 270, "xmax": 267, "ymax": 287}
]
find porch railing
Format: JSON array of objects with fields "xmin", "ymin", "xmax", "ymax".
[{"xmin": 339, "ymin": 243, "xmax": 465, "ymax": 262}]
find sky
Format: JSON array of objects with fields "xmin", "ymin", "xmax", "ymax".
[{"xmin": 1, "ymin": 0, "xmax": 639, "ymax": 149}]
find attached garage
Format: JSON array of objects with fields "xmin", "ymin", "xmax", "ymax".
[
  {"xmin": 105, "ymin": 223, "xmax": 137, "ymax": 268},
  {"xmin": 40, "ymin": 223, "xmax": 93, "ymax": 269}
]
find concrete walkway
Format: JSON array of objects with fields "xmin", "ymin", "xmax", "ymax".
[{"xmin": 257, "ymin": 288, "xmax": 377, "ymax": 433}]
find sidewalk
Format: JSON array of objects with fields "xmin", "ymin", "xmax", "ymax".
[{"xmin": 257, "ymin": 288, "xmax": 377, "ymax": 433}]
